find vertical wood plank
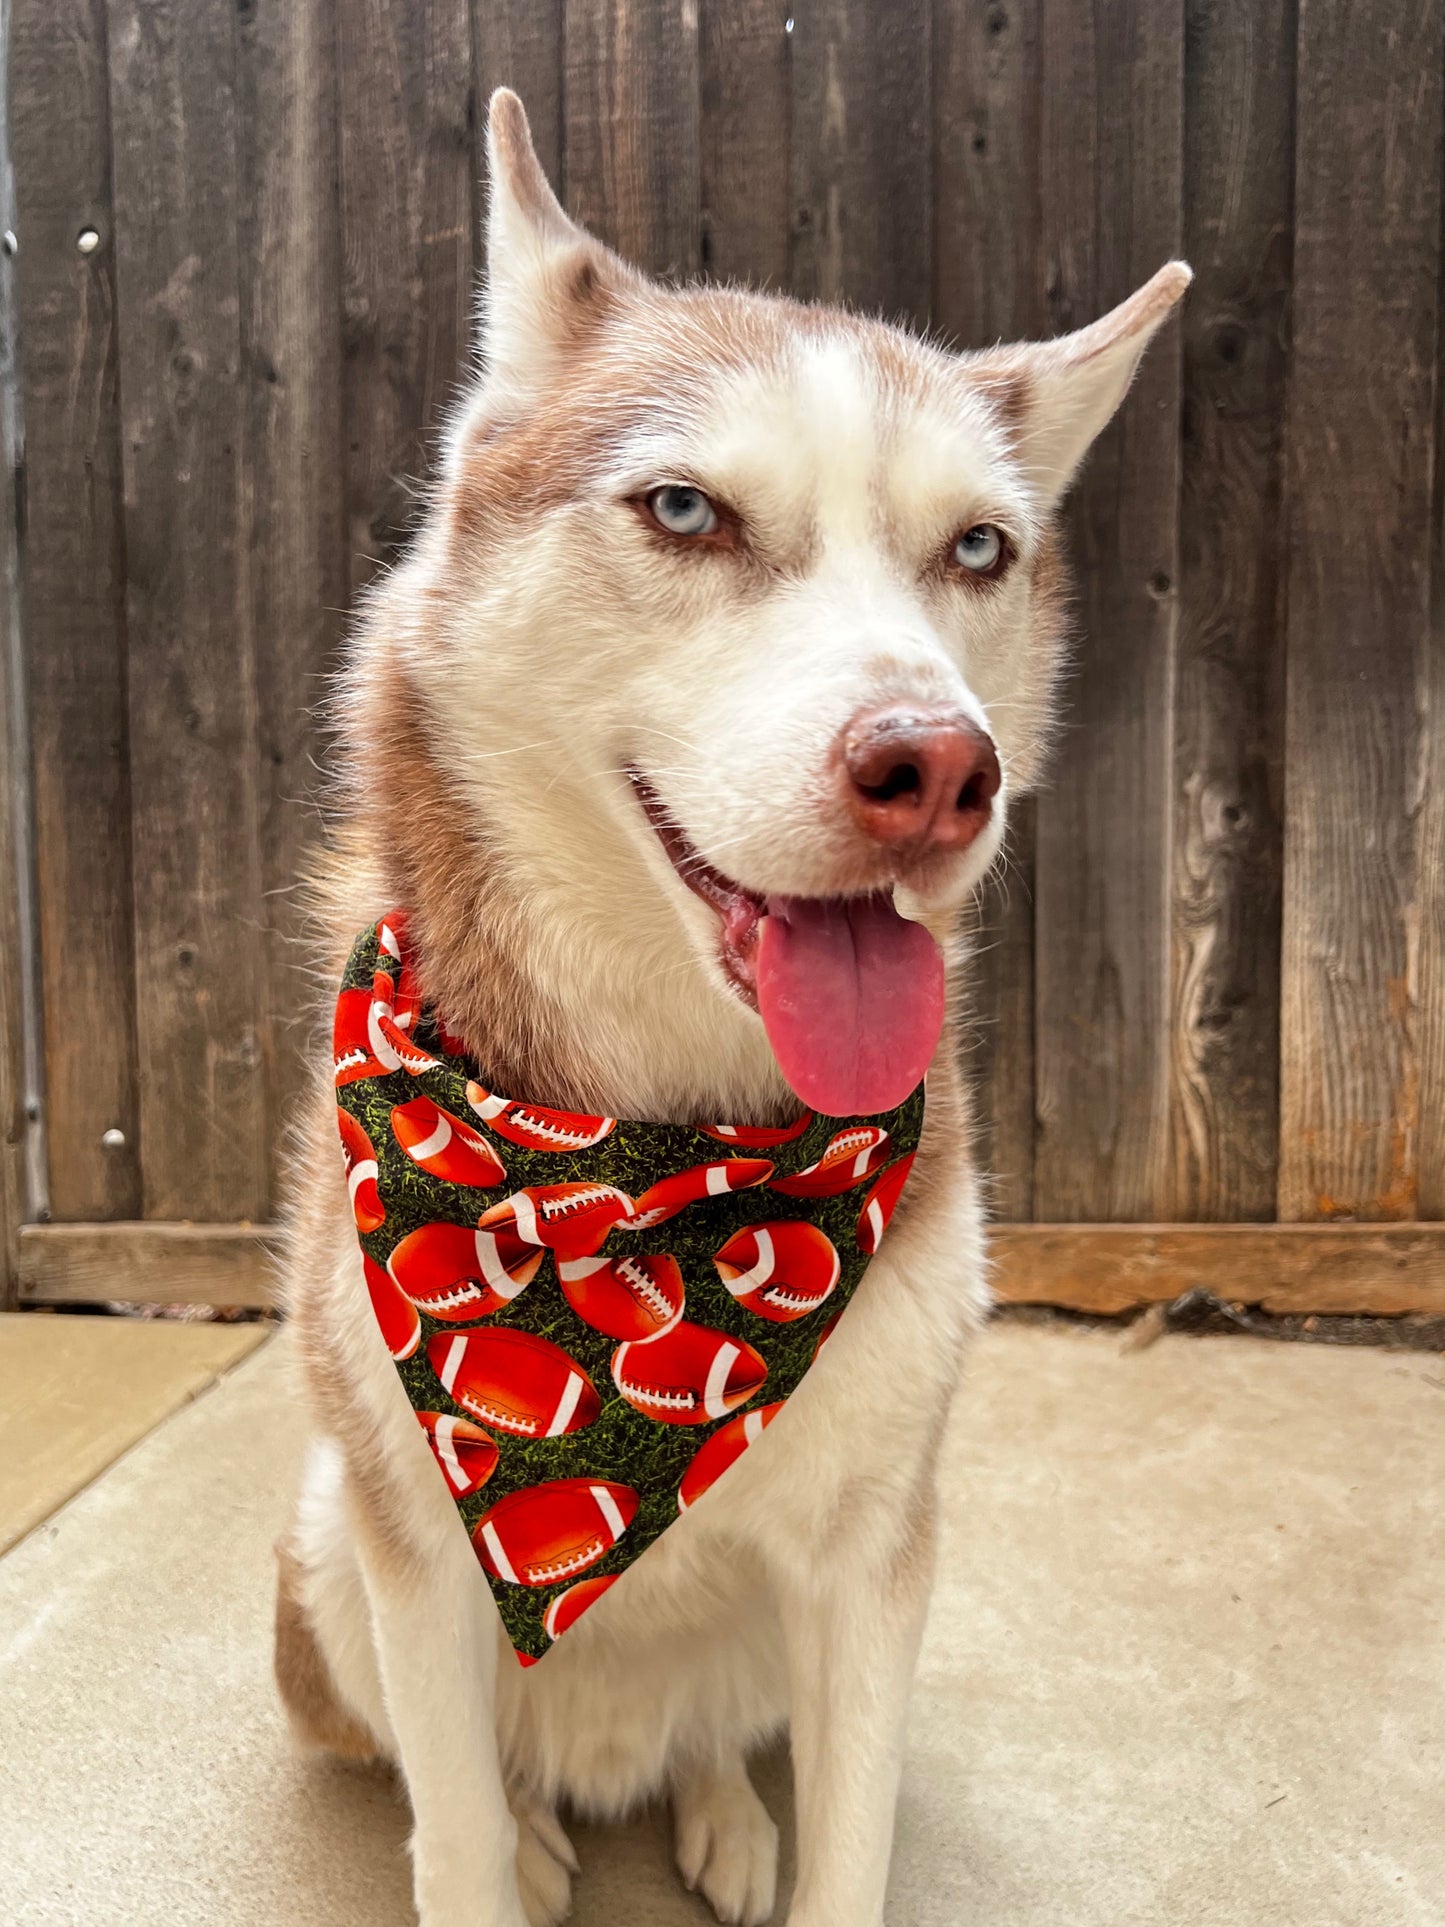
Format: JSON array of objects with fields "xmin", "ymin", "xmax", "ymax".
[
  {"xmin": 788, "ymin": 0, "xmax": 931, "ymax": 318},
  {"xmin": 699, "ymin": 0, "xmax": 790, "ymax": 288},
  {"xmin": 336, "ymin": 0, "xmax": 475, "ymax": 592},
  {"xmin": 12, "ymin": 0, "xmax": 140, "ymax": 1219},
  {"xmin": 107, "ymin": 0, "xmax": 268, "ymax": 1220},
  {"xmin": 1165, "ymin": 0, "xmax": 1294, "ymax": 1221},
  {"xmin": 473, "ymin": 0, "xmax": 564, "ymax": 269},
  {"xmin": 1278, "ymin": 0, "xmax": 1443, "ymax": 1221},
  {"xmin": 0, "ymin": 0, "xmax": 29, "ymax": 1299},
  {"xmin": 1422, "ymin": 164, "xmax": 1445, "ymax": 1221},
  {"xmin": 933, "ymin": 0, "xmax": 1043, "ymax": 1220},
  {"xmin": 1031, "ymin": 0, "xmax": 1185, "ymax": 1222},
  {"xmin": 235, "ymin": 0, "xmax": 346, "ymax": 1191},
  {"xmin": 563, "ymin": 0, "xmax": 701, "ymax": 276}
]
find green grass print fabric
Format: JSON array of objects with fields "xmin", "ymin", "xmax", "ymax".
[{"xmin": 334, "ymin": 915, "xmax": 924, "ymax": 1663}]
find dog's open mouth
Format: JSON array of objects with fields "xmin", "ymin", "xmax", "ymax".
[{"xmin": 629, "ymin": 768, "xmax": 946, "ymax": 1115}]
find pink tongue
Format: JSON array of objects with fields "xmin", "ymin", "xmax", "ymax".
[{"xmin": 756, "ymin": 894, "xmax": 944, "ymax": 1115}]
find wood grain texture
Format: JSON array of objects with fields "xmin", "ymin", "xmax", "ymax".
[
  {"xmin": 1278, "ymin": 0, "xmax": 1443, "ymax": 1222},
  {"xmin": 22, "ymin": 1218, "xmax": 1440, "ymax": 1321},
  {"xmin": 11, "ymin": 0, "xmax": 139, "ymax": 1220},
  {"xmin": 473, "ymin": 0, "xmax": 564, "ymax": 269},
  {"xmin": 236, "ymin": 0, "xmax": 346, "ymax": 1198},
  {"xmin": 1031, "ymin": 0, "xmax": 1185, "ymax": 1221},
  {"xmin": 1422, "ymin": 148, "xmax": 1445, "ymax": 1220},
  {"xmin": 788, "ymin": 0, "xmax": 931, "ymax": 318},
  {"xmin": 106, "ymin": 0, "xmax": 268, "ymax": 1220},
  {"xmin": 990, "ymin": 1222, "xmax": 1445, "ymax": 1318},
  {"xmin": 563, "ymin": 0, "xmax": 701, "ymax": 275},
  {"xmin": 933, "ymin": 0, "xmax": 1044, "ymax": 1220},
  {"xmin": 18, "ymin": 1220, "xmax": 278, "ymax": 1308},
  {"xmin": 0, "ymin": 49, "xmax": 23, "ymax": 1304},
  {"xmin": 1165, "ymin": 0, "xmax": 1293, "ymax": 1221},
  {"xmin": 699, "ymin": 0, "xmax": 790, "ymax": 288},
  {"xmin": 336, "ymin": 0, "xmax": 475, "ymax": 591}
]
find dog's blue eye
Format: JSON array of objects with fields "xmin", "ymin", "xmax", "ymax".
[
  {"xmin": 649, "ymin": 484, "xmax": 718, "ymax": 537},
  {"xmin": 955, "ymin": 524, "xmax": 1003, "ymax": 573}
]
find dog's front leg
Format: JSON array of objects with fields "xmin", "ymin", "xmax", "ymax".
[
  {"xmin": 778, "ymin": 1490, "xmax": 936, "ymax": 1927},
  {"xmin": 355, "ymin": 1504, "xmax": 526, "ymax": 1927}
]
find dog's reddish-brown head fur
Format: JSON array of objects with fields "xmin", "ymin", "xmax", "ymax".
[{"xmin": 328, "ymin": 90, "xmax": 1188, "ymax": 1121}]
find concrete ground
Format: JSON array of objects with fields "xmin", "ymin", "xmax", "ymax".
[{"xmin": 1, "ymin": 1318, "xmax": 1441, "ymax": 1926}]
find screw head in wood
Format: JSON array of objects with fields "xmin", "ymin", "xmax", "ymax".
[{"xmin": 101, "ymin": 1127, "xmax": 126, "ymax": 1150}]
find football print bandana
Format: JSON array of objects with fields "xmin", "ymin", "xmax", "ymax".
[{"xmin": 334, "ymin": 915, "xmax": 924, "ymax": 1664}]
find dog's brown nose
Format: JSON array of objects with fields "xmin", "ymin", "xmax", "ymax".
[{"xmin": 841, "ymin": 705, "xmax": 1001, "ymax": 851}]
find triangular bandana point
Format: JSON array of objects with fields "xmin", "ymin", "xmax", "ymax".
[{"xmin": 334, "ymin": 916, "xmax": 924, "ymax": 1664}]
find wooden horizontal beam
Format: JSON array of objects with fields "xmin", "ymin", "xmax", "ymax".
[
  {"xmin": 988, "ymin": 1223, "xmax": 1445, "ymax": 1318},
  {"xmin": 18, "ymin": 1222, "xmax": 278, "ymax": 1309},
  {"xmin": 16, "ymin": 1219, "xmax": 1445, "ymax": 1319}
]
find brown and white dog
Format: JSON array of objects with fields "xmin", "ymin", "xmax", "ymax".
[{"xmin": 275, "ymin": 89, "xmax": 1188, "ymax": 1927}]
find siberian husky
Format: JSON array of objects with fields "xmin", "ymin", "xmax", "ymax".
[{"xmin": 275, "ymin": 87, "xmax": 1188, "ymax": 1927}]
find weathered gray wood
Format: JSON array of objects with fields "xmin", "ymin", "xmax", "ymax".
[
  {"xmin": 563, "ymin": 0, "xmax": 701, "ymax": 276},
  {"xmin": 1422, "ymin": 177, "xmax": 1445, "ymax": 1221},
  {"xmin": 1031, "ymin": 0, "xmax": 1186, "ymax": 1222},
  {"xmin": 11, "ymin": 0, "xmax": 139, "ymax": 1222},
  {"xmin": 235, "ymin": 0, "xmax": 347, "ymax": 1201},
  {"xmin": 699, "ymin": 0, "xmax": 790, "ymax": 288},
  {"xmin": 336, "ymin": 0, "xmax": 475, "ymax": 592},
  {"xmin": 990, "ymin": 1222, "xmax": 1445, "ymax": 1318},
  {"xmin": 933, "ymin": 0, "xmax": 1044, "ymax": 1220},
  {"xmin": 473, "ymin": 0, "xmax": 564, "ymax": 265},
  {"xmin": 18, "ymin": 1220, "xmax": 277, "ymax": 1308},
  {"xmin": 0, "ymin": 0, "xmax": 27, "ymax": 1304},
  {"xmin": 789, "ymin": 0, "xmax": 931, "ymax": 319},
  {"xmin": 1278, "ymin": 0, "xmax": 1442, "ymax": 1222},
  {"xmin": 1165, "ymin": 0, "xmax": 1293, "ymax": 1222},
  {"xmin": 106, "ymin": 0, "xmax": 268, "ymax": 1220}
]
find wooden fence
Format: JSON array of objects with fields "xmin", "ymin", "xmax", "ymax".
[{"xmin": 2, "ymin": 0, "xmax": 1442, "ymax": 1315}]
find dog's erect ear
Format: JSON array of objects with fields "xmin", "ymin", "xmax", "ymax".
[
  {"xmin": 1001, "ymin": 262, "xmax": 1192, "ymax": 504},
  {"xmin": 482, "ymin": 89, "xmax": 638, "ymax": 400}
]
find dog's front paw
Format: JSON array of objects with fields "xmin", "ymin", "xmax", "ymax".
[
  {"xmin": 511, "ymin": 1791, "xmax": 578, "ymax": 1927},
  {"xmin": 674, "ymin": 1762, "xmax": 779, "ymax": 1926}
]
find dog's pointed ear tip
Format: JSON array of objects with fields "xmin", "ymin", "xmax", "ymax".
[{"xmin": 487, "ymin": 89, "xmax": 531, "ymax": 153}]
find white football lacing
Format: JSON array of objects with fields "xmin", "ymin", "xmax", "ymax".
[
  {"xmin": 619, "ymin": 1378, "xmax": 696, "ymax": 1412},
  {"xmin": 615, "ymin": 1259, "xmax": 674, "ymax": 1322},
  {"xmin": 541, "ymin": 1186, "xmax": 617, "ymax": 1223},
  {"xmin": 522, "ymin": 1539, "xmax": 604, "ymax": 1584},
  {"xmin": 458, "ymin": 1392, "xmax": 539, "ymax": 1436},
  {"xmin": 762, "ymin": 1285, "xmax": 828, "ymax": 1313},
  {"xmin": 416, "ymin": 1280, "xmax": 484, "ymax": 1313},
  {"xmin": 512, "ymin": 1110, "xmax": 595, "ymax": 1148}
]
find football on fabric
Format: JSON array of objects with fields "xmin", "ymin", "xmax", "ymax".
[
  {"xmin": 428, "ymin": 1328, "xmax": 600, "ymax": 1439},
  {"xmin": 556, "ymin": 1252, "xmax": 686, "ymax": 1342},
  {"xmin": 677, "ymin": 1401, "xmax": 785, "ymax": 1512},
  {"xmin": 855, "ymin": 1153, "xmax": 916, "ymax": 1254},
  {"xmin": 626, "ymin": 1158, "xmax": 773, "ymax": 1230},
  {"xmin": 473, "ymin": 1479, "xmax": 638, "ymax": 1588},
  {"xmin": 465, "ymin": 1082, "xmax": 615, "ymax": 1153},
  {"xmin": 713, "ymin": 1221, "xmax": 841, "ymax": 1322},
  {"xmin": 362, "ymin": 1252, "xmax": 421, "ymax": 1361},
  {"xmin": 415, "ymin": 1411, "xmax": 499, "ymax": 1498},
  {"xmin": 611, "ymin": 1320, "xmax": 767, "ymax": 1426},
  {"xmin": 388, "ymin": 1221, "xmax": 543, "ymax": 1321},
  {"xmin": 337, "ymin": 1107, "xmax": 385, "ymax": 1233},
  {"xmin": 694, "ymin": 1115, "xmax": 813, "ymax": 1148},
  {"xmin": 542, "ymin": 1571, "xmax": 620, "ymax": 1641},
  {"xmin": 477, "ymin": 1183, "xmax": 634, "ymax": 1261},
  {"xmin": 769, "ymin": 1125, "xmax": 891, "ymax": 1198},
  {"xmin": 332, "ymin": 987, "xmax": 389, "ymax": 1087},
  {"xmin": 391, "ymin": 1096, "xmax": 507, "ymax": 1188}
]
